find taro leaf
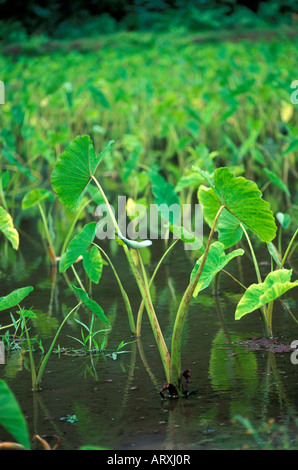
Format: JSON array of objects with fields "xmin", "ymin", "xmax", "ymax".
[
  {"xmin": 197, "ymin": 185, "xmax": 220, "ymax": 228},
  {"xmin": 0, "ymin": 206, "xmax": 19, "ymax": 250},
  {"xmin": 263, "ymin": 169, "xmax": 290, "ymax": 196},
  {"xmin": 51, "ymin": 135, "xmax": 114, "ymax": 212},
  {"xmin": 22, "ymin": 188, "xmax": 55, "ymax": 210},
  {"xmin": 217, "ymin": 210, "xmax": 243, "ymax": 249},
  {"xmin": 267, "ymin": 242, "xmax": 281, "ymax": 267},
  {"xmin": 59, "ymin": 222, "xmax": 97, "ymax": 273},
  {"xmin": 166, "ymin": 224, "xmax": 204, "ymax": 253},
  {"xmin": 190, "ymin": 241, "xmax": 244, "ymax": 297},
  {"xmin": 196, "ymin": 167, "xmax": 277, "ymax": 243},
  {"xmin": 149, "ymin": 170, "xmax": 180, "ymax": 225},
  {"xmin": 0, "ymin": 379, "xmax": 31, "ymax": 450},
  {"xmin": 70, "ymin": 285, "xmax": 110, "ymax": 326},
  {"xmin": 0, "ymin": 286, "xmax": 34, "ymax": 312},
  {"xmin": 82, "ymin": 245, "xmax": 103, "ymax": 284},
  {"xmin": 235, "ymin": 269, "xmax": 298, "ymax": 320}
]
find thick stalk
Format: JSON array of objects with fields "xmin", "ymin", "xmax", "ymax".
[{"xmin": 170, "ymin": 205, "xmax": 225, "ymax": 391}]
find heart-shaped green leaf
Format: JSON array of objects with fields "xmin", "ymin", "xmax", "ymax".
[
  {"xmin": 196, "ymin": 167, "xmax": 277, "ymax": 243},
  {"xmin": 71, "ymin": 285, "xmax": 110, "ymax": 326},
  {"xmin": 190, "ymin": 241, "xmax": 244, "ymax": 297},
  {"xmin": 0, "ymin": 207, "xmax": 19, "ymax": 250},
  {"xmin": 51, "ymin": 135, "xmax": 114, "ymax": 212},
  {"xmin": 59, "ymin": 222, "xmax": 97, "ymax": 273},
  {"xmin": 235, "ymin": 269, "xmax": 298, "ymax": 320},
  {"xmin": 0, "ymin": 286, "xmax": 34, "ymax": 311},
  {"xmin": 149, "ymin": 169, "xmax": 180, "ymax": 225}
]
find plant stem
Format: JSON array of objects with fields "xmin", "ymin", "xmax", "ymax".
[
  {"xmin": 93, "ymin": 242, "xmax": 136, "ymax": 335},
  {"xmin": 280, "ymin": 228, "xmax": 298, "ymax": 269},
  {"xmin": 19, "ymin": 306, "xmax": 37, "ymax": 390},
  {"xmin": 35, "ymin": 303, "xmax": 81, "ymax": 389},
  {"xmin": 170, "ymin": 204, "xmax": 225, "ymax": 391},
  {"xmin": 136, "ymin": 239, "xmax": 179, "ymax": 335},
  {"xmin": 37, "ymin": 201, "xmax": 56, "ymax": 265}
]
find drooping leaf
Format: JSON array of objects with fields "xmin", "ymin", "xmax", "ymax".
[
  {"xmin": 21, "ymin": 188, "xmax": 55, "ymax": 210},
  {"xmin": 70, "ymin": 285, "xmax": 110, "ymax": 326},
  {"xmin": 149, "ymin": 170, "xmax": 180, "ymax": 225},
  {"xmin": 235, "ymin": 269, "xmax": 298, "ymax": 320},
  {"xmin": 82, "ymin": 245, "xmax": 103, "ymax": 284},
  {"xmin": 0, "ymin": 206, "xmax": 19, "ymax": 250},
  {"xmin": 267, "ymin": 242, "xmax": 281, "ymax": 267},
  {"xmin": 0, "ymin": 379, "xmax": 31, "ymax": 450},
  {"xmin": 276, "ymin": 212, "xmax": 291, "ymax": 229},
  {"xmin": 263, "ymin": 169, "xmax": 290, "ymax": 196},
  {"xmin": 190, "ymin": 241, "xmax": 244, "ymax": 297},
  {"xmin": 0, "ymin": 286, "xmax": 34, "ymax": 312},
  {"xmin": 59, "ymin": 222, "xmax": 97, "ymax": 273},
  {"xmin": 51, "ymin": 135, "xmax": 114, "ymax": 212}
]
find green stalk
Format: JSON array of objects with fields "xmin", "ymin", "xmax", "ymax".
[
  {"xmin": 136, "ymin": 239, "xmax": 179, "ymax": 336},
  {"xmin": 170, "ymin": 205, "xmax": 225, "ymax": 391},
  {"xmin": 37, "ymin": 201, "xmax": 56, "ymax": 265},
  {"xmin": 280, "ymin": 228, "xmax": 298, "ymax": 269},
  {"xmin": 241, "ymin": 224, "xmax": 270, "ymax": 338},
  {"xmin": 35, "ymin": 303, "xmax": 81, "ymax": 389},
  {"xmin": 60, "ymin": 198, "xmax": 91, "ymax": 256},
  {"xmin": 92, "ymin": 175, "xmax": 171, "ymax": 381},
  {"xmin": 19, "ymin": 306, "xmax": 37, "ymax": 391},
  {"xmin": 93, "ymin": 242, "xmax": 136, "ymax": 335}
]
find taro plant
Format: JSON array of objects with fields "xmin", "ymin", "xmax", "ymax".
[{"xmin": 50, "ymin": 135, "xmax": 290, "ymax": 396}]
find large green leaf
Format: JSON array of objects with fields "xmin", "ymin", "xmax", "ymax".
[
  {"xmin": 0, "ymin": 286, "xmax": 34, "ymax": 312},
  {"xmin": 235, "ymin": 269, "xmax": 298, "ymax": 320},
  {"xmin": 196, "ymin": 167, "xmax": 277, "ymax": 243},
  {"xmin": 82, "ymin": 245, "xmax": 103, "ymax": 284},
  {"xmin": 190, "ymin": 241, "xmax": 244, "ymax": 297},
  {"xmin": 59, "ymin": 222, "xmax": 97, "ymax": 273},
  {"xmin": 71, "ymin": 285, "xmax": 110, "ymax": 326},
  {"xmin": 0, "ymin": 379, "xmax": 31, "ymax": 449},
  {"xmin": 0, "ymin": 207, "xmax": 19, "ymax": 250},
  {"xmin": 217, "ymin": 210, "xmax": 243, "ymax": 249},
  {"xmin": 51, "ymin": 135, "xmax": 113, "ymax": 212}
]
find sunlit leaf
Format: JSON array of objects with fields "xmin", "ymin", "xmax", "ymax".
[
  {"xmin": 21, "ymin": 188, "xmax": 55, "ymax": 210},
  {"xmin": 82, "ymin": 245, "xmax": 103, "ymax": 284},
  {"xmin": 235, "ymin": 269, "xmax": 298, "ymax": 320},
  {"xmin": 0, "ymin": 207, "xmax": 19, "ymax": 250}
]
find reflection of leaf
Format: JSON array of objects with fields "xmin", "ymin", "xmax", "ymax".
[
  {"xmin": 59, "ymin": 222, "xmax": 97, "ymax": 272},
  {"xmin": 209, "ymin": 329, "xmax": 258, "ymax": 394},
  {"xmin": 235, "ymin": 269, "xmax": 298, "ymax": 320},
  {"xmin": 190, "ymin": 242, "xmax": 244, "ymax": 297},
  {"xmin": 0, "ymin": 207, "xmax": 19, "ymax": 250}
]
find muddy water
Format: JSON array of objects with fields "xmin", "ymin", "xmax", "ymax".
[{"xmin": 1, "ymin": 233, "xmax": 298, "ymax": 450}]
